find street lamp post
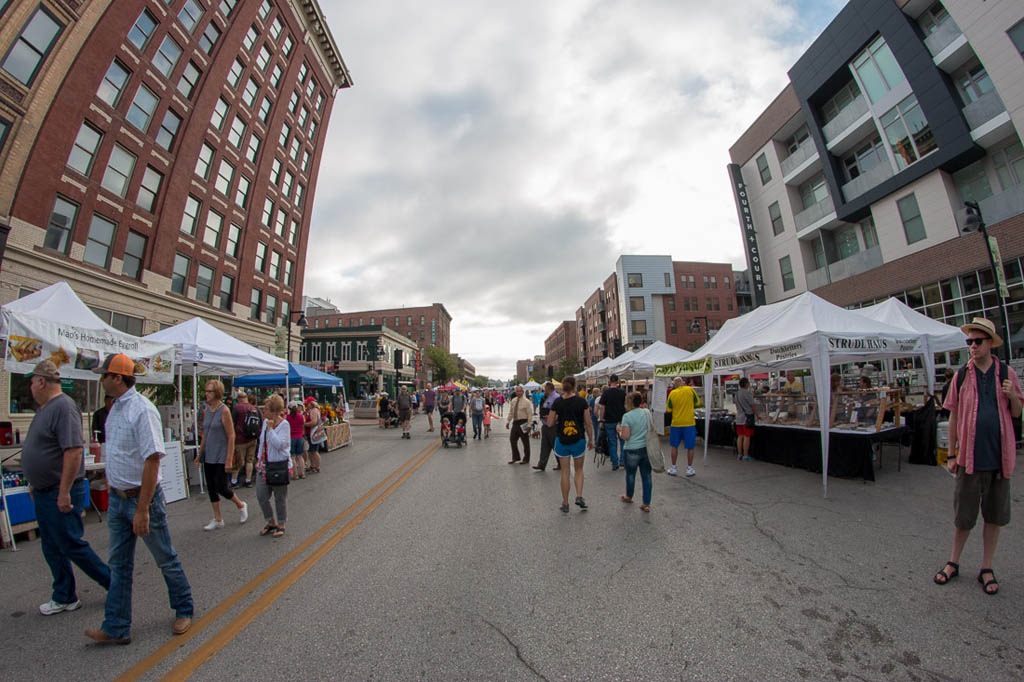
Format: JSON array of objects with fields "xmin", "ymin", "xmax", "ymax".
[
  {"xmin": 285, "ymin": 311, "xmax": 307, "ymax": 398},
  {"xmin": 964, "ymin": 201, "xmax": 1013, "ymax": 362},
  {"xmin": 689, "ymin": 316, "xmax": 711, "ymax": 341}
]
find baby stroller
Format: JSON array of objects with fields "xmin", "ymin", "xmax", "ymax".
[
  {"xmin": 388, "ymin": 406, "xmax": 400, "ymax": 428},
  {"xmin": 441, "ymin": 412, "xmax": 467, "ymax": 448}
]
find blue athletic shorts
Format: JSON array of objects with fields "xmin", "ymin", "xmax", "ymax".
[
  {"xmin": 670, "ymin": 426, "xmax": 697, "ymax": 450},
  {"xmin": 554, "ymin": 437, "xmax": 587, "ymax": 459}
]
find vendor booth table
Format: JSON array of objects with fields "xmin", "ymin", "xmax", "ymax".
[{"xmin": 750, "ymin": 424, "xmax": 908, "ymax": 481}]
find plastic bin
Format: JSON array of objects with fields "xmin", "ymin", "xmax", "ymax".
[
  {"xmin": 89, "ymin": 479, "xmax": 108, "ymax": 512},
  {"xmin": 0, "ymin": 486, "xmax": 35, "ymax": 525}
]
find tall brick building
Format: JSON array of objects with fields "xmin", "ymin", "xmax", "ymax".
[
  {"xmin": 0, "ymin": 0, "xmax": 350, "ymax": 420},
  {"xmin": 543, "ymin": 320, "xmax": 577, "ymax": 369}
]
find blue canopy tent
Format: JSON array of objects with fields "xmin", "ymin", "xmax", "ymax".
[{"xmin": 234, "ymin": 362, "xmax": 344, "ymax": 389}]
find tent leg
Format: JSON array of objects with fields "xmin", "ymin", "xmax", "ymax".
[
  {"xmin": 193, "ymin": 364, "xmax": 203, "ymax": 495},
  {"xmin": 178, "ymin": 365, "xmax": 188, "ymax": 499}
]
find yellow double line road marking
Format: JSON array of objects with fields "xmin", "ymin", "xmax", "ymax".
[{"xmin": 117, "ymin": 440, "xmax": 440, "ymax": 682}]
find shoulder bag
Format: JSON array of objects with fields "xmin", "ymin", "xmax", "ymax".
[
  {"xmin": 645, "ymin": 410, "xmax": 666, "ymax": 473},
  {"xmin": 262, "ymin": 422, "xmax": 290, "ymax": 486}
]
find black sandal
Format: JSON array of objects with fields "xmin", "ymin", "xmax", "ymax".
[
  {"xmin": 933, "ymin": 561, "xmax": 959, "ymax": 585},
  {"xmin": 978, "ymin": 568, "xmax": 999, "ymax": 595},
  {"xmin": 260, "ymin": 524, "xmax": 278, "ymax": 536}
]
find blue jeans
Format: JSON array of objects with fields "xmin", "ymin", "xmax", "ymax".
[
  {"xmin": 33, "ymin": 478, "xmax": 110, "ymax": 604},
  {"xmin": 624, "ymin": 447, "xmax": 652, "ymax": 505},
  {"xmin": 604, "ymin": 422, "xmax": 624, "ymax": 467},
  {"xmin": 472, "ymin": 412, "xmax": 483, "ymax": 437},
  {"xmin": 103, "ymin": 486, "xmax": 193, "ymax": 638}
]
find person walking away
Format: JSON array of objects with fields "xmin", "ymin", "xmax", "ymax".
[
  {"xmin": 599, "ymin": 375, "xmax": 627, "ymax": 470},
  {"xmin": 285, "ymin": 402, "xmax": 306, "ymax": 479},
  {"xmin": 496, "ymin": 391, "xmax": 505, "ymax": 416},
  {"xmin": 256, "ymin": 395, "xmax": 291, "ymax": 538},
  {"xmin": 423, "ymin": 383, "xmax": 437, "ymax": 432},
  {"xmin": 548, "ymin": 376, "xmax": 594, "ymax": 513},
  {"xmin": 86, "ymin": 354, "xmax": 193, "ymax": 644},
  {"xmin": 588, "ymin": 388, "xmax": 601, "ymax": 448},
  {"xmin": 533, "ymin": 382, "xmax": 560, "ymax": 471},
  {"xmin": 506, "ymin": 385, "xmax": 532, "ymax": 464},
  {"xmin": 483, "ymin": 402, "xmax": 495, "ymax": 438},
  {"xmin": 666, "ymin": 376, "xmax": 701, "ymax": 477},
  {"xmin": 470, "ymin": 390, "xmax": 485, "ymax": 440},
  {"xmin": 532, "ymin": 389, "xmax": 542, "ymax": 414},
  {"xmin": 734, "ymin": 377, "xmax": 758, "ymax": 461},
  {"xmin": 377, "ymin": 393, "xmax": 390, "ymax": 429},
  {"xmin": 397, "ymin": 386, "xmax": 413, "ymax": 439},
  {"xmin": 618, "ymin": 391, "xmax": 652, "ymax": 512},
  {"xmin": 195, "ymin": 380, "xmax": 247, "ymax": 531},
  {"xmin": 303, "ymin": 397, "xmax": 323, "ymax": 473},
  {"xmin": 23, "ymin": 360, "xmax": 110, "ymax": 616},
  {"xmin": 231, "ymin": 392, "xmax": 260, "ymax": 487},
  {"xmin": 935, "ymin": 318, "xmax": 1023, "ymax": 594}
]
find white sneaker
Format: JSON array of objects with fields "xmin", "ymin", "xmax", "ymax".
[
  {"xmin": 39, "ymin": 599, "xmax": 81, "ymax": 616},
  {"xmin": 686, "ymin": 466, "xmax": 696, "ymax": 477},
  {"xmin": 203, "ymin": 519, "xmax": 225, "ymax": 531},
  {"xmin": 667, "ymin": 466, "xmax": 678, "ymax": 476},
  {"xmin": 239, "ymin": 502, "xmax": 248, "ymax": 524}
]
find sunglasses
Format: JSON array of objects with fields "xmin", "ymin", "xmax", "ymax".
[{"xmin": 966, "ymin": 337, "xmax": 990, "ymax": 346}]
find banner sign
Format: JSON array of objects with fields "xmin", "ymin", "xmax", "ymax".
[
  {"xmin": 988, "ymin": 236, "xmax": 1010, "ymax": 299},
  {"xmin": 655, "ymin": 357, "xmax": 713, "ymax": 377},
  {"xmin": 823, "ymin": 335, "xmax": 921, "ymax": 354},
  {"xmin": 4, "ymin": 314, "xmax": 176, "ymax": 383},
  {"xmin": 729, "ymin": 163, "xmax": 766, "ymax": 307}
]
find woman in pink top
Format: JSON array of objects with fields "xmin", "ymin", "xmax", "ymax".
[
  {"xmin": 483, "ymin": 403, "xmax": 495, "ymax": 439},
  {"xmin": 285, "ymin": 401, "xmax": 306, "ymax": 479}
]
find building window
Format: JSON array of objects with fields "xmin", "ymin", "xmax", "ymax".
[
  {"xmin": 199, "ymin": 21, "xmax": 221, "ymax": 54},
  {"xmin": 289, "ymin": 137, "xmax": 301, "ymax": 161},
  {"xmin": 993, "ymin": 141, "xmax": 1023, "ymax": 190},
  {"xmin": 219, "ymin": 274, "xmax": 234, "ymax": 310},
  {"xmin": 294, "ymin": 184, "xmax": 305, "ymax": 209},
  {"xmin": 226, "ymin": 223, "xmax": 241, "ymax": 258},
  {"xmin": 799, "ymin": 175, "xmax": 829, "ymax": 210},
  {"xmin": 282, "ymin": 170, "xmax": 294, "ymax": 197},
  {"xmin": 84, "ymin": 214, "xmax": 116, "ymax": 268},
  {"xmin": 242, "ymin": 77, "xmax": 259, "ymax": 107},
  {"xmin": 255, "ymin": 241, "xmax": 267, "ymax": 271},
  {"xmin": 663, "ymin": 272, "xmax": 671, "ymax": 288},
  {"xmin": 861, "ymin": 217, "xmax": 879, "ymax": 250},
  {"xmin": 897, "ymin": 194, "xmax": 926, "ymax": 244},
  {"xmin": 298, "ymin": 106, "xmax": 309, "ymax": 130},
  {"xmin": 270, "ymin": 250, "xmax": 282, "ymax": 280},
  {"xmin": 881, "ymin": 95, "xmax": 936, "ymax": 170},
  {"xmin": 101, "ymin": 145, "xmax": 136, "ymax": 198},
  {"xmin": 259, "ymin": 0, "xmax": 273, "ymax": 21},
  {"xmin": 316, "ymin": 91, "xmax": 324, "ymax": 111},
  {"xmin": 629, "ymin": 296, "xmax": 645, "ymax": 312},
  {"xmin": 250, "ymin": 287, "xmax": 262, "ymax": 319},
  {"xmin": 835, "ymin": 224, "xmax": 861, "ymax": 261},
  {"xmin": 289, "ymin": 219, "xmax": 299, "ymax": 246},
  {"xmin": 683, "ymin": 297, "xmax": 690, "ymax": 312},
  {"xmin": 710, "ymin": 276, "xmax": 718, "ymax": 289},
  {"xmin": 128, "ymin": 9, "xmax": 157, "ymax": 50},
  {"xmin": 172, "ymin": 253, "xmax": 190, "ymax": 294},
  {"xmin": 956, "ymin": 62, "xmax": 994, "ymax": 104},
  {"xmin": 235, "ymin": 174, "xmax": 250, "ymax": 208},
  {"xmin": 627, "ymin": 273, "xmax": 642, "ymax": 288},
  {"xmin": 822, "ymin": 80, "xmax": 862, "ymax": 124},
  {"xmin": 631, "ymin": 320, "xmax": 647, "ymax": 336},
  {"xmin": 282, "ymin": 34, "xmax": 294, "ymax": 56},
  {"xmin": 203, "ymin": 209, "xmax": 223, "ymax": 248},
  {"xmin": 842, "ymin": 136, "xmax": 886, "ymax": 182},
  {"xmin": 227, "ymin": 115, "xmax": 246, "ymax": 148},
  {"xmin": 756, "ymin": 153, "xmax": 771, "ymax": 185},
  {"xmin": 269, "ymin": 157, "xmax": 282, "ymax": 185},
  {"xmin": 301, "ymin": 149, "xmax": 311, "ymax": 172},
  {"xmin": 1009, "ymin": 20, "xmax": 1024, "ymax": 56},
  {"xmin": 195, "ymin": 142, "xmax": 215, "ymax": 179},
  {"xmin": 670, "ymin": 319, "xmax": 677, "ymax": 334},
  {"xmin": 273, "ymin": 210, "xmax": 286, "ymax": 236},
  {"xmin": 121, "ymin": 231, "xmax": 146, "ymax": 280},
  {"xmin": 370, "ymin": 317, "xmax": 375, "ymax": 325},
  {"xmin": 178, "ymin": 61, "xmax": 201, "ymax": 99},
  {"xmin": 270, "ymin": 62, "xmax": 283, "ymax": 88},
  {"xmin": 219, "ymin": 0, "xmax": 239, "ymax": 17},
  {"xmin": 703, "ymin": 275, "xmax": 709, "ymax": 288},
  {"xmin": 779, "ymin": 255, "xmax": 795, "ymax": 291},
  {"xmin": 270, "ymin": 16, "xmax": 283, "ymax": 40},
  {"xmin": 98, "ymin": 59, "xmax": 130, "ymax": 106},
  {"xmin": 246, "ymin": 134, "xmax": 262, "ymax": 165},
  {"xmin": 305, "ymin": 79, "xmax": 317, "ymax": 100},
  {"xmin": 68, "ymin": 122, "xmax": 102, "ymax": 176},
  {"xmin": 284, "ymin": 259, "xmax": 293, "ymax": 286},
  {"xmin": 195, "ymin": 263, "xmax": 214, "ymax": 303},
  {"xmin": 181, "ymin": 195, "xmax": 201, "ymax": 235},
  {"xmin": 706, "ymin": 296, "xmax": 713, "ymax": 310},
  {"xmin": 154, "ymin": 36, "xmax": 182, "ymax": 78},
  {"xmin": 214, "ymin": 158, "xmax": 234, "ymax": 195},
  {"xmin": 852, "ymin": 36, "xmax": 905, "ymax": 103},
  {"xmin": 227, "ymin": 59, "xmax": 245, "ymax": 89},
  {"xmin": 211, "ymin": 96, "xmax": 229, "ymax": 131},
  {"xmin": 136, "ymin": 166, "xmax": 163, "ymax": 212},
  {"xmin": 278, "ymin": 121, "xmax": 291, "ymax": 147},
  {"xmin": 259, "ymin": 96, "xmax": 272, "ymax": 122},
  {"xmin": 177, "ymin": 0, "xmax": 204, "ymax": 33},
  {"xmin": 45, "ymin": 196, "xmax": 77, "ymax": 253},
  {"xmin": 667, "ymin": 297, "xmax": 675, "ymax": 312},
  {"xmin": 156, "ymin": 109, "xmax": 182, "ymax": 151},
  {"xmin": 725, "ymin": 276, "xmax": 730, "ymax": 289},
  {"xmin": 126, "ymin": 85, "xmax": 159, "ymax": 132},
  {"xmin": 256, "ymin": 45, "xmax": 271, "ymax": 71},
  {"xmin": 265, "ymin": 294, "xmax": 278, "ymax": 325},
  {"xmin": 341, "ymin": 342, "xmax": 351, "ymax": 361},
  {"xmin": 244, "ymin": 25, "xmax": 259, "ymax": 51},
  {"xmin": 262, "ymin": 197, "xmax": 274, "ymax": 227}
]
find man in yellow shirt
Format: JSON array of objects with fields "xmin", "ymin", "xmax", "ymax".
[{"xmin": 666, "ymin": 377, "xmax": 701, "ymax": 477}]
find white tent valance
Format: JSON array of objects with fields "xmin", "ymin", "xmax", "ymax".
[{"xmin": 144, "ymin": 317, "xmax": 286, "ymax": 376}]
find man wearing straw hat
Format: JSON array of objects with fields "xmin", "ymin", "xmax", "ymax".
[{"xmin": 935, "ymin": 318, "xmax": 1023, "ymax": 596}]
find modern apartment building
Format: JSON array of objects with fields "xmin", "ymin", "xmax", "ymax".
[
  {"xmin": 544, "ymin": 320, "xmax": 578, "ymax": 368},
  {"xmin": 0, "ymin": 0, "xmax": 350, "ymax": 418},
  {"xmin": 729, "ymin": 0, "xmax": 1024, "ymax": 343}
]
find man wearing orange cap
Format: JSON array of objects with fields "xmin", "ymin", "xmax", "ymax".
[{"xmin": 84, "ymin": 354, "xmax": 193, "ymax": 645}]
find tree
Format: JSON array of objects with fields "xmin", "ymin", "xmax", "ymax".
[
  {"xmin": 424, "ymin": 345, "xmax": 457, "ymax": 383},
  {"xmin": 471, "ymin": 375, "xmax": 489, "ymax": 387},
  {"xmin": 556, "ymin": 356, "xmax": 581, "ymax": 380}
]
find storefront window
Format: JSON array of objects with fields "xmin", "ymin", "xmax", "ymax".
[
  {"xmin": 905, "ymin": 287, "xmax": 924, "ymax": 310},
  {"xmin": 961, "ymin": 272, "xmax": 980, "ymax": 296}
]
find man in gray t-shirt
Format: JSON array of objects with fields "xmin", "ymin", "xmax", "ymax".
[{"xmin": 23, "ymin": 360, "xmax": 110, "ymax": 616}]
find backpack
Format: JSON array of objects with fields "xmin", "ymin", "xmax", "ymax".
[
  {"xmin": 242, "ymin": 407, "xmax": 262, "ymax": 440},
  {"xmin": 954, "ymin": 360, "xmax": 1022, "ymax": 441}
]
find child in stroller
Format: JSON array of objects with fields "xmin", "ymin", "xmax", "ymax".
[{"xmin": 441, "ymin": 411, "xmax": 467, "ymax": 448}]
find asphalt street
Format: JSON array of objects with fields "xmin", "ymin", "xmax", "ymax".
[{"xmin": 1, "ymin": 412, "xmax": 1023, "ymax": 681}]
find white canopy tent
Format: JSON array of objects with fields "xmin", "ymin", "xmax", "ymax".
[
  {"xmin": 575, "ymin": 356, "xmax": 613, "ymax": 379},
  {"xmin": 608, "ymin": 340, "xmax": 692, "ymax": 377},
  {"xmin": 521, "ymin": 380, "xmax": 542, "ymax": 390},
  {"xmin": 655, "ymin": 292, "xmax": 928, "ymax": 497}
]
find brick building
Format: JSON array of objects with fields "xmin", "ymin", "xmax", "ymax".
[
  {"xmin": 0, "ymin": 0, "xmax": 350, "ymax": 422},
  {"xmin": 543, "ymin": 320, "xmax": 578, "ymax": 368},
  {"xmin": 662, "ymin": 261, "xmax": 738, "ymax": 349},
  {"xmin": 299, "ymin": 325, "xmax": 416, "ymax": 398}
]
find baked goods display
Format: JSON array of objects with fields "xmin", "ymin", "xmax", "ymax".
[{"xmin": 8, "ymin": 335, "xmax": 42, "ymax": 362}]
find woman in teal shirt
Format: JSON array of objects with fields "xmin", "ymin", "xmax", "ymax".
[{"xmin": 617, "ymin": 392, "xmax": 652, "ymax": 512}]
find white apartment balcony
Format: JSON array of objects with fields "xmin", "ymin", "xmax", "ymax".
[
  {"xmin": 924, "ymin": 20, "xmax": 973, "ymax": 73},
  {"xmin": 840, "ymin": 161, "xmax": 894, "ymax": 202},
  {"xmin": 822, "ymin": 95, "xmax": 874, "ymax": 155},
  {"xmin": 805, "ymin": 245, "xmax": 883, "ymax": 290},
  {"xmin": 794, "ymin": 195, "xmax": 837, "ymax": 234},
  {"xmin": 781, "ymin": 138, "xmax": 821, "ymax": 186},
  {"xmin": 963, "ymin": 90, "xmax": 1015, "ymax": 149},
  {"xmin": 954, "ymin": 184, "xmax": 1024, "ymax": 232}
]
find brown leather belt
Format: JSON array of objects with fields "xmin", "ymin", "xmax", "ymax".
[{"xmin": 111, "ymin": 487, "xmax": 141, "ymax": 499}]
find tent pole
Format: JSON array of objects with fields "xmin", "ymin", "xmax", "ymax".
[
  {"xmin": 193, "ymin": 363, "xmax": 203, "ymax": 495},
  {"xmin": 703, "ymin": 375, "xmax": 711, "ymax": 465},
  {"xmin": 285, "ymin": 362, "xmax": 290, "ymax": 401},
  {"xmin": 178, "ymin": 363, "xmax": 187, "ymax": 498}
]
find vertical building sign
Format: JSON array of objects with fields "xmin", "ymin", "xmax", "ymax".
[{"xmin": 728, "ymin": 164, "xmax": 766, "ymax": 307}]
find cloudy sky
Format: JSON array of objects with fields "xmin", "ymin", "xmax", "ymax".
[{"xmin": 305, "ymin": 0, "xmax": 844, "ymax": 380}]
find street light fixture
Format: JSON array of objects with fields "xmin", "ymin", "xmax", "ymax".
[
  {"xmin": 963, "ymin": 201, "xmax": 1013, "ymax": 362},
  {"xmin": 285, "ymin": 310, "xmax": 307, "ymax": 397}
]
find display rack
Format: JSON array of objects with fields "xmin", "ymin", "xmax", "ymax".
[{"xmin": 829, "ymin": 387, "xmax": 902, "ymax": 432}]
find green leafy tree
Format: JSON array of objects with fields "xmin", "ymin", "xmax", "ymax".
[
  {"xmin": 556, "ymin": 356, "xmax": 581, "ymax": 380},
  {"xmin": 471, "ymin": 375, "xmax": 489, "ymax": 387},
  {"xmin": 425, "ymin": 345, "xmax": 457, "ymax": 382}
]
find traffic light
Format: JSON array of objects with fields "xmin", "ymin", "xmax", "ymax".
[
  {"xmin": 395, "ymin": 350, "xmax": 403, "ymax": 369},
  {"xmin": 613, "ymin": 338, "xmax": 623, "ymax": 356}
]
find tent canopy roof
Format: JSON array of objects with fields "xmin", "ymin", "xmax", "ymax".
[
  {"xmin": 609, "ymin": 340, "xmax": 691, "ymax": 374},
  {"xmin": 857, "ymin": 298, "xmax": 965, "ymax": 353},
  {"xmin": 145, "ymin": 317, "xmax": 287, "ymax": 376},
  {"xmin": 233, "ymin": 362, "xmax": 343, "ymax": 388},
  {"xmin": 0, "ymin": 281, "xmax": 117, "ymax": 336}
]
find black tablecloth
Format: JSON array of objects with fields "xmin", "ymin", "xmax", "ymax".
[{"xmin": 748, "ymin": 425, "xmax": 909, "ymax": 481}]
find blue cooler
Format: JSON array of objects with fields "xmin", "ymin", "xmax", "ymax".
[{"xmin": 1, "ymin": 486, "xmax": 35, "ymax": 525}]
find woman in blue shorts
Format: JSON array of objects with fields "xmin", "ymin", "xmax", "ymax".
[{"xmin": 547, "ymin": 376, "xmax": 595, "ymax": 513}]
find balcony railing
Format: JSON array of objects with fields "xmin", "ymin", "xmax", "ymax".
[
  {"xmin": 955, "ymin": 184, "xmax": 1024, "ymax": 230},
  {"xmin": 840, "ymin": 161, "xmax": 894, "ymax": 202},
  {"xmin": 780, "ymin": 138, "xmax": 818, "ymax": 178},
  {"xmin": 805, "ymin": 245, "xmax": 883, "ymax": 290},
  {"xmin": 924, "ymin": 19, "xmax": 963, "ymax": 57},
  {"xmin": 794, "ymin": 195, "xmax": 835, "ymax": 232},
  {"xmin": 962, "ymin": 90, "xmax": 1007, "ymax": 131},
  {"xmin": 822, "ymin": 95, "xmax": 869, "ymax": 144}
]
